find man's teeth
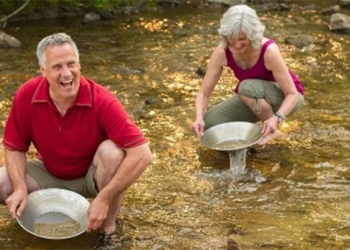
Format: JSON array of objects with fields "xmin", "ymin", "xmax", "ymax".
[{"xmin": 61, "ymin": 80, "xmax": 73, "ymax": 86}]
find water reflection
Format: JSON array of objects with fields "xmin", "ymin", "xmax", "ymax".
[{"xmin": 1, "ymin": 2, "xmax": 350, "ymax": 249}]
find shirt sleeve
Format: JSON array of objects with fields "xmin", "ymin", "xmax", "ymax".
[
  {"xmin": 96, "ymin": 90, "xmax": 147, "ymax": 149},
  {"xmin": 3, "ymin": 87, "xmax": 32, "ymax": 152}
]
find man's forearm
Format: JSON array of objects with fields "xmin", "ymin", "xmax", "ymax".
[
  {"xmin": 5, "ymin": 149, "xmax": 28, "ymax": 192},
  {"xmin": 99, "ymin": 144, "xmax": 152, "ymax": 202}
]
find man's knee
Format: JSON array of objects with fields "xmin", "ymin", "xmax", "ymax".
[
  {"xmin": 94, "ymin": 140, "xmax": 125, "ymax": 168},
  {"xmin": 0, "ymin": 166, "xmax": 13, "ymax": 203},
  {"xmin": 93, "ymin": 140, "xmax": 125, "ymax": 189}
]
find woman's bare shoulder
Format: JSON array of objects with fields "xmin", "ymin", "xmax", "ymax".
[{"xmin": 210, "ymin": 45, "xmax": 228, "ymax": 65}]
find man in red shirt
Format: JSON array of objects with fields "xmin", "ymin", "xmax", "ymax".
[{"xmin": 0, "ymin": 33, "xmax": 152, "ymax": 244}]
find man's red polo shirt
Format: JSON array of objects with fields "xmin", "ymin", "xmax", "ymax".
[{"xmin": 3, "ymin": 76, "xmax": 147, "ymax": 180}]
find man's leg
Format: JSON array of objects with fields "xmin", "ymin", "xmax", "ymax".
[
  {"xmin": 0, "ymin": 165, "xmax": 41, "ymax": 204},
  {"xmin": 92, "ymin": 139, "xmax": 125, "ymax": 234}
]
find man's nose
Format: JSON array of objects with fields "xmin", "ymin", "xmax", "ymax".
[{"xmin": 61, "ymin": 65, "xmax": 71, "ymax": 76}]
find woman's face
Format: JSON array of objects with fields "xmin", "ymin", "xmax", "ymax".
[{"xmin": 227, "ymin": 31, "xmax": 251, "ymax": 54}]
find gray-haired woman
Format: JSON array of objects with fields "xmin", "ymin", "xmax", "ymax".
[{"xmin": 192, "ymin": 4, "xmax": 304, "ymax": 144}]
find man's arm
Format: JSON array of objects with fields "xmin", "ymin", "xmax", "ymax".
[
  {"xmin": 86, "ymin": 142, "xmax": 152, "ymax": 232},
  {"xmin": 4, "ymin": 148, "xmax": 28, "ymax": 218},
  {"xmin": 98, "ymin": 143, "xmax": 152, "ymax": 202}
]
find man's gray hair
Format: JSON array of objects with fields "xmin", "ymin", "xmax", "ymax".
[
  {"xmin": 36, "ymin": 32, "xmax": 80, "ymax": 67},
  {"xmin": 218, "ymin": 4, "xmax": 265, "ymax": 49}
]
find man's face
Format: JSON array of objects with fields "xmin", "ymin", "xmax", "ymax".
[{"xmin": 40, "ymin": 43, "xmax": 81, "ymax": 101}]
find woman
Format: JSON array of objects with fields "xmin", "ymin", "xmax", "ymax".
[{"xmin": 192, "ymin": 4, "xmax": 304, "ymax": 144}]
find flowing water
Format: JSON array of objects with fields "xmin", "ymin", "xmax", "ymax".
[
  {"xmin": 1, "ymin": 1, "xmax": 350, "ymax": 249},
  {"xmin": 228, "ymin": 150, "xmax": 247, "ymax": 178}
]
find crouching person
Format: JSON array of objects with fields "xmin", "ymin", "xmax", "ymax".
[{"xmin": 0, "ymin": 32, "xmax": 152, "ymax": 246}]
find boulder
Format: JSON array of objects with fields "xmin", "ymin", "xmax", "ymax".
[
  {"xmin": 0, "ymin": 31, "xmax": 21, "ymax": 48},
  {"xmin": 330, "ymin": 13, "xmax": 350, "ymax": 31}
]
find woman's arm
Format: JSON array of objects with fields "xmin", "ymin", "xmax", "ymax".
[
  {"xmin": 193, "ymin": 46, "xmax": 227, "ymax": 137},
  {"xmin": 264, "ymin": 43, "xmax": 299, "ymax": 117}
]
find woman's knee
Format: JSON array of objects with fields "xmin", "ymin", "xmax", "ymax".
[
  {"xmin": 238, "ymin": 79, "xmax": 265, "ymax": 98},
  {"xmin": 204, "ymin": 96, "xmax": 260, "ymax": 127}
]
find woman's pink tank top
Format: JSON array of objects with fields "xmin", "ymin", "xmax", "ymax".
[{"xmin": 225, "ymin": 39, "xmax": 304, "ymax": 95}]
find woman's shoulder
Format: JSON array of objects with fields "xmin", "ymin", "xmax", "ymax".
[
  {"xmin": 210, "ymin": 45, "xmax": 228, "ymax": 64},
  {"xmin": 213, "ymin": 44, "xmax": 227, "ymax": 54},
  {"xmin": 262, "ymin": 38, "xmax": 279, "ymax": 53},
  {"xmin": 262, "ymin": 38, "xmax": 277, "ymax": 46}
]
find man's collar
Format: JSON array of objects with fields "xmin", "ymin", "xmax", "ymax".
[{"xmin": 32, "ymin": 76, "xmax": 92, "ymax": 107}]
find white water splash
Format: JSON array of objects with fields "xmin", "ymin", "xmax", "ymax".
[{"xmin": 228, "ymin": 149, "xmax": 247, "ymax": 179}]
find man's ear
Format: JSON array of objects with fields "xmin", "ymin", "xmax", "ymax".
[{"xmin": 39, "ymin": 65, "xmax": 45, "ymax": 76}]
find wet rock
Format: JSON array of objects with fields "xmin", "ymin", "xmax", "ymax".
[
  {"xmin": 145, "ymin": 97, "xmax": 158, "ymax": 105},
  {"xmin": 97, "ymin": 10, "xmax": 114, "ymax": 20},
  {"xmin": 120, "ymin": 6, "xmax": 138, "ymax": 15},
  {"xmin": 196, "ymin": 68, "xmax": 206, "ymax": 78},
  {"xmin": 150, "ymin": 244, "xmax": 164, "ymax": 250},
  {"xmin": 330, "ymin": 13, "xmax": 350, "ymax": 32},
  {"xmin": 227, "ymin": 225, "xmax": 246, "ymax": 235},
  {"xmin": 156, "ymin": 0, "xmax": 181, "ymax": 8},
  {"xmin": 0, "ymin": 31, "xmax": 21, "ymax": 48},
  {"xmin": 227, "ymin": 238, "xmax": 241, "ymax": 250},
  {"xmin": 320, "ymin": 5, "xmax": 341, "ymax": 15},
  {"xmin": 298, "ymin": 4, "xmax": 316, "ymax": 11},
  {"xmin": 207, "ymin": 0, "xmax": 245, "ymax": 7},
  {"xmin": 339, "ymin": 0, "xmax": 350, "ymax": 7},
  {"xmin": 83, "ymin": 12, "xmax": 101, "ymax": 23},
  {"xmin": 285, "ymin": 35, "xmax": 314, "ymax": 49},
  {"xmin": 278, "ymin": 3, "xmax": 290, "ymax": 12}
]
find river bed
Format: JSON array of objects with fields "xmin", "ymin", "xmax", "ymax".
[{"xmin": 1, "ymin": 1, "xmax": 350, "ymax": 249}]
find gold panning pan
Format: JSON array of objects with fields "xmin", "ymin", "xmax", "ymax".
[
  {"xmin": 200, "ymin": 122, "xmax": 262, "ymax": 151},
  {"xmin": 16, "ymin": 188, "xmax": 89, "ymax": 240}
]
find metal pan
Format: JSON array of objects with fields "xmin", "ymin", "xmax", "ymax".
[
  {"xmin": 16, "ymin": 188, "xmax": 90, "ymax": 240},
  {"xmin": 200, "ymin": 122, "xmax": 262, "ymax": 151}
]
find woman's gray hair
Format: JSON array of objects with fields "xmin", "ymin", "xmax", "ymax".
[
  {"xmin": 218, "ymin": 4, "xmax": 265, "ymax": 50},
  {"xmin": 36, "ymin": 32, "xmax": 80, "ymax": 67}
]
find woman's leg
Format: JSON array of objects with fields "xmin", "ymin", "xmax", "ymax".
[
  {"xmin": 203, "ymin": 95, "xmax": 260, "ymax": 130},
  {"xmin": 238, "ymin": 79, "xmax": 304, "ymax": 118},
  {"xmin": 238, "ymin": 79, "xmax": 285, "ymax": 120}
]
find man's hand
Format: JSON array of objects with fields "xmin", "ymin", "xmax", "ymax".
[
  {"xmin": 5, "ymin": 189, "xmax": 27, "ymax": 218},
  {"xmin": 86, "ymin": 196, "xmax": 109, "ymax": 232}
]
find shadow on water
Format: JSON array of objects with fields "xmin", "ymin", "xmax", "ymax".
[{"xmin": 2, "ymin": 1, "xmax": 350, "ymax": 249}]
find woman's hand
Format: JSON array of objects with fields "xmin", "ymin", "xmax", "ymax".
[
  {"xmin": 192, "ymin": 119, "xmax": 205, "ymax": 138},
  {"xmin": 258, "ymin": 115, "xmax": 279, "ymax": 145}
]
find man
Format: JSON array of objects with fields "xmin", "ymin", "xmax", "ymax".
[{"xmin": 0, "ymin": 33, "xmax": 152, "ymax": 243}]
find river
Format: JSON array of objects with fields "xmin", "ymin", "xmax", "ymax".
[{"xmin": 1, "ymin": 1, "xmax": 350, "ymax": 249}]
